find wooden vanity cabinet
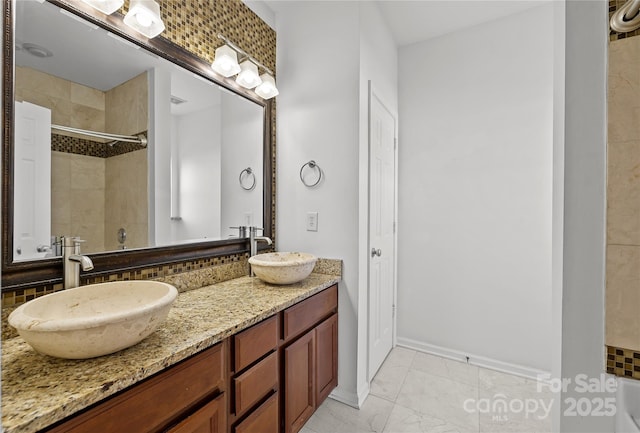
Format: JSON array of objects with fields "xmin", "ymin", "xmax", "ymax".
[
  {"xmin": 44, "ymin": 342, "xmax": 227, "ymax": 433},
  {"xmin": 39, "ymin": 285, "xmax": 338, "ymax": 433},
  {"xmin": 282, "ymin": 286, "xmax": 338, "ymax": 433}
]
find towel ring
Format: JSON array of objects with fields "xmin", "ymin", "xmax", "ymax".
[
  {"xmin": 300, "ymin": 160, "xmax": 322, "ymax": 187},
  {"xmin": 239, "ymin": 167, "xmax": 256, "ymax": 191}
]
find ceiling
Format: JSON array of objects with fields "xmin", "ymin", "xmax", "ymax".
[
  {"xmin": 262, "ymin": 0, "xmax": 549, "ymax": 47},
  {"xmin": 376, "ymin": 0, "xmax": 549, "ymax": 46}
]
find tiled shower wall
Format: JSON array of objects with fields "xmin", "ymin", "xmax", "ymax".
[
  {"xmin": 16, "ymin": 68, "xmax": 149, "ymax": 253},
  {"xmin": 606, "ymin": 0, "xmax": 640, "ymax": 380},
  {"xmin": 2, "ymin": 0, "xmax": 276, "ymax": 309}
]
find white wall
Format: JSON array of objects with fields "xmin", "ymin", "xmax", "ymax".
[
  {"xmin": 173, "ymin": 106, "xmax": 222, "ymax": 242},
  {"xmin": 220, "ymin": 92, "xmax": 264, "ymax": 237},
  {"xmin": 275, "ymin": 0, "xmax": 361, "ymax": 405},
  {"xmin": 275, "ymin": 0, "xmax": 397, "ymax": 406},
  {"xmin": 397, "ymin": 5, "xmax": 554, "ymax": 374}
]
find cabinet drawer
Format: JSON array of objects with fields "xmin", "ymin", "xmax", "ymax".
[
  {"xmin": 234, "ymin": 393, "xmax": 279, "ymax": 433},
  {"xmin": 283, "ymin": 285, "xmax": 337, "ymax": 342},
  {"xmin": 234, "ymin": 315, "xmax": 278, "ymax": 372},
  {"xmin": 46, "ymin": 343, "xmax": 225, "ymax": 433},
  {"xmin": 166, "ymin": 393, "xmax": 226, "ymax": 433},
  {"xmin": 234, "ymin": 351, "xmax": 278, "ymax": 416}
]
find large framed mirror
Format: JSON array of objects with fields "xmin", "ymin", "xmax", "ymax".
[{"xmin": 2, "ymin": 0, "xmax": 274, "ymax": 290}]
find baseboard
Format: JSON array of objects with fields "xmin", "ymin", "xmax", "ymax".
[
  {"xmin": 397, "ymin": 337, "xmax": 550, "ymax": 381},
  {"xmin": 329, "ymin": 385, "xmax": 360, "ymax": 408}
]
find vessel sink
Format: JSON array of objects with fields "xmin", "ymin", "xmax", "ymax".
[
  {"xmin": 248, "ymin": 252, "xmax": 317, "ymax": 285},
  {"xmin": 8, "ymin": 280, "xmax": 178, "ymax": 359}
]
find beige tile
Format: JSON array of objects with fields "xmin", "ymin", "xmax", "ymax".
[
  {"xmin": 70, "ymin": 187, "xmax": 105, "ymax": 225},
  {"xmin": 607, "ymin": 139, "xmax": 640, "ymax": 245},
  {"xmin": 51, "ymin": 187, "xmax": 71, "ymax": 229},
  {"xmin": 70, "ymin": 104, "xmax": 106, "ymax": 132},
  {"xmin": 15, "ymin": 66, "xmax": 70, "ymax": 100},
  {"xmin": 51, "ymin": 222, "xmax": 71, "ymax": 238},
  {"xmin": 608, "ymin": 38, "xmax": 640, "ymax": 143},
  {"xmin": 70, "ymin": 82, "xmax": 105, "ymax": 111},
  {"xmin": 70, "ymin": 155, "xmax": 106, "ymax": 190},
  {"xmin": 51, "ymin": 152, "xmax": 71, "ymax": 191},
  {"xmin": 606, "ymin": 245, "xmax": 640, "ymax": 350},
  {"xmin": 106, "ymin": 72, "xmax": 148, "ymax": 135}
]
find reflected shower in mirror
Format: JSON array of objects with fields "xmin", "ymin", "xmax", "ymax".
[{"xmin": 13, "ymin": 0, "xmax": 264, "ymax": 261}]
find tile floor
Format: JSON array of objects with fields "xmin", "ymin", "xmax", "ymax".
[{"xmin": 301, "ymin": 347, "xmax": 554, "ymax": 433}]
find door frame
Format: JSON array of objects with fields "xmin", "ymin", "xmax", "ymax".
[{"xmin": 365, "ymin": 81, "xmax": 398, "ymax": 383}]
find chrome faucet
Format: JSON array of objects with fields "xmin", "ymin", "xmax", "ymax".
[
  {"xmin": 62, "ymin": 236, "xmax": 94, "ymax": 289},
  {"xmin": 249, "ymin": 226, "xmax": 272, "ymax": 258}
]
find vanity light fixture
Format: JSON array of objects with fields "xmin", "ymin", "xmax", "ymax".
[
  {"xmin": 213, "ymin": 34, "xmax": 279, "ymax": 99},
  {"xmin": 211, "ymin": 45, "xmax": 241, "ymax": 77},
  {"xmin": 123, "ymin": 0, "xmax": 166, "ymax": 39},
  {"xmin": 80, "ymin": 0, "xmax": 124, "ymax": 15},
  {"xmin": 255, "ymin": 73, "xmax": 279, "ymax": 99}
]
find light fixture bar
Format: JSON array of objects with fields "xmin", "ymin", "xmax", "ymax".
[{"xmin": 217, "ymin": 34, "xmax": 274, "ymax": 76}]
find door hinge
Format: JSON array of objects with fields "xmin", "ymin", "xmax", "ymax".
[
  {"xmin": 393, "ymin": 221, "xmax": 396, "ymax": 234},
  {"xmin": 392, "ymin": 304, "xmax": 396, "ymax": 318}
]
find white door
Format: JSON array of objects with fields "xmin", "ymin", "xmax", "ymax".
[
  {"xmin": 14, "ymin": 101, "xmax": 52, "ymax": 261},
  {"xmin": 368, "ymin": 86, "xmax": 397, "ymax": 381}
]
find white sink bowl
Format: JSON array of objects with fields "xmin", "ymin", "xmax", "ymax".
[
  {"xmin": 249, "ymin": 252, "xmax": 317, "ymax": 285},
  {"xmin": 8, "ymin": 280, "xmax": 178, "ymax": 359}
]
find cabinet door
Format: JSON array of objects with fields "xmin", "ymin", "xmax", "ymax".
[
  {"xmin": 315, "ymin": 314, "xmax": 338, "ymax": 406},
  {"xmin": 234, "ymin": 393, "xmax": 279, "ymax": 433},
  {"xmin": 284, "ymin": 331, "xmax": 315, "ymax": 433},
  {"xmin": 166, "ymin": 394, "xmax": 226, "ymax": 433}
]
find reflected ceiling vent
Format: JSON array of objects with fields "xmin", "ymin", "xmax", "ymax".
[
  {"xmin": 170, "ymin": 95, "xmax": 187, "ymax": 105},
  {"xmin": 21, "ymin": 43, "xmax": 53, "ymax": 58}
]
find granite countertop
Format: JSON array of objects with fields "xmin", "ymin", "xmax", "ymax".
[{"xmin": 1, "ymin": 273, "xmax": 340, "ymax": 433}]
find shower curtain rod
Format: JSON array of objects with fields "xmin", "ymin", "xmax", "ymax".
[{"xmin": 51, "ymin": 124, "xmax": 148, "ymax": 147}]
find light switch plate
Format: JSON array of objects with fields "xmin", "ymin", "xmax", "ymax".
[{"xmin": 306, "ymin": 212, "xmax": 318, "ymax": 232}]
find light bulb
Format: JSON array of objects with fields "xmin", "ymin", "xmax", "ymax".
[
  {"xmin": 135, "ymin": 11, "xmax": 153, "ymax": 27},
  {"xmin": 123, "ymin": 0, "xmax": 165, "ymax": 38},
  {"xmin": 212, "ymin": 45, "xmax": 241, "ymax": 77},
  {"xmin": 255, "ymin": 73, "xmax": 279, "ymax": 99},
  {"xmin": 236, "ymin": 60, "xmax": 261, "ymax": 89}
]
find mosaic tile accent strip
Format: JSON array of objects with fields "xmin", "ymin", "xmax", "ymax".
[
  {"xmin": 52, "ymin": 132, "xmax": 147, "ymax": 158},
  {"xmin": 610, "ymin": 0, "xmax": 640, "ymax": 40},
  {"xmin": 52, "ymin": 133, "xmax": 108, "ymax": 158},
  {"xmin": 606, "ymin": 345, "xmax": 640, "ymax": 380}
]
